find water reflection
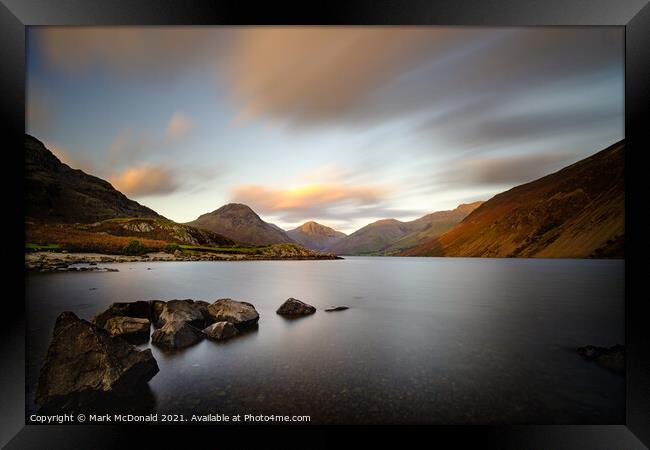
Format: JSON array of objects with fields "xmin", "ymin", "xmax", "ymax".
[{"xmin": 26, "ymin": 257, "xmax": 624, "ymax": 424}]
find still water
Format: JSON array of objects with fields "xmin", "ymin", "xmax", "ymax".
[{"xmin": 26, "ymin": 257, "xmax": 625, "ymax": 424}]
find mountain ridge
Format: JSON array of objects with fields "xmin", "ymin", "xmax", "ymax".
[
  {"xmin": 327, "ymin": 202, "xmax": 482, "ymax": 255},
  {"xmin": 402, "ymin": 140, "xmax": 624, "ymax": 258}
]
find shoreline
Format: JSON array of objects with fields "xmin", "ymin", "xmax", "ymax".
[{"xmin": 25, "ymin": 251, "xmax": 342, "ymax": 272}]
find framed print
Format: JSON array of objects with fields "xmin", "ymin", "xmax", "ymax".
[{"xmin": 1, "ymin": 0, "xmax": 649, "ymax": 448}]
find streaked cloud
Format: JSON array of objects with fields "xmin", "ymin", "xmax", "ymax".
[
  {"xmin": 165, "ymin": 112, "xmax": 193, "ymax": 142},
  {"xmin": 225, "ymin": 27, "xmax": 622, "ymax": 130},
  {"xmin": 231, "ymin": 182, "xmax": 393, "ymax": 222},
  {"xmin": 108, "ymin": 128, "xmax": 151, "ymax": 166},
  {"xmin": 450, "ymin": 152, "xmax": 577, "ymax": 186},
  {"xmin": 32, "ymin": 27, "xmax": 224, "ymax": 77},
  {"xmin": 226, "ymin": 28, "xmax": 482, "ymax": 125},
  {"xmin": 108, "ymin": 164, "xmax": 180, "ymax": 197}
]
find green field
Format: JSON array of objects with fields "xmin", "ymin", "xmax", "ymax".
[{"xmin": 25, "ymin": 243, "xmax": 61, "ymax": 251}]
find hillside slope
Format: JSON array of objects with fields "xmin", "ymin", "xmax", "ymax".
[
  {"xmin": 25, "ymin": 134, "xmax": 162, "ymax": 223},
  {"xmin": 402, "ymin": 140, "xmax": 624, "ymax": 258}
]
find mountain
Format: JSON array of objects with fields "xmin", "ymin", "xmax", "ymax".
[
  {"xmin": 287, "ymin": 221, "xmax": 347, "ymax": 251},
  {"xmin": 25, "ymin": 134, "xmax": 162, "ymax": 223},
  {"xmin": 383, "ymin": 202, "xmax": 483, "ymax": 254},
  {"xmin": 402, "ymin": 140, "xmax": 624, "ymax": 258},
  {"xmin": 328, "ymin": 219, "xmax": 412, "ymax": 255},
  {"xmin": 327, "ymin": 202, "xmax": 481, "ymax": 255},
  {"xmin": 186, "ymin": 203, "xmax": 295, "ymax": 245}
]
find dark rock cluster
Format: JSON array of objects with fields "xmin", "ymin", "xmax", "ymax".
[
  {"xmin": 37, "ymin": 296, "xmax": 350, "ymax": 411},
  {"xmin": 577, "ymin": 344, "xmax": 625, "ymax": 374}
]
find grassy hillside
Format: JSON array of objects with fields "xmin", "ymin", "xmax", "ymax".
[{"xmin": 402, "ymin": 140, "xmax": 624, "ymax": 258}]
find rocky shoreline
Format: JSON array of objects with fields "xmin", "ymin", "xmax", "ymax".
[
  {"xmin": 36, "ymin": 297, "xmax": 348, "ymax": 412},
  {"xmin": 25, "ymin": 250, "xmax": 342, "ymax": 272}
]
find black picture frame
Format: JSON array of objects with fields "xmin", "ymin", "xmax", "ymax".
[{"xmin": 1, "ymin": 1, "xmax": 649, "ymax": 447}]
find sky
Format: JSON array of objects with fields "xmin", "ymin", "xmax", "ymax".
[{"xmin": 26, "ymin": 27, "xmax": 624, "ymax": 234}]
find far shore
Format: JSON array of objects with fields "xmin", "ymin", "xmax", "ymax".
[{"xmin": 25, "ymin": 250, "xmax": 342, "ymax": 272}]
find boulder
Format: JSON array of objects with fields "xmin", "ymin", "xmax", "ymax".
[
  {"xmin": 203, "ymin": 321, "xmax": 239, "ymax": 341},
  {"xmin": 597, "ymin": 351, "xmax": 625, "ymax": 374},
  {"xmin": 36, "ymin": 312, "xmax": 159, "ymax": 411},
  {"xmin": 577, "ymin": 344, "xmax": 625, "ymax": 374},
  {"xmin": 158, "ymin": 299, "xmax": 212, "ymax": 329},
  {"xmin": 324, "ymin": 306, "xmax": 349, "ymax": 312},
  {"xmin": 276, "ymin": 298, "xmax": 316, "ymax": 316},
  {"xmin": 92, "ymin": 301, "xmax": 151, "ymax": 328},
  {"xmin": 103, "ymin": 316, "xmax": 151, "ymax": 345},
  {"xmin": 151, "ymin": 321, "xmax": 204, "ymax": 349},
  {"xmin": 149, "ymin": 300, "xmax": 166, "ymax": 328},
  {"xmin": 207, "ymin": 299, "xmax": 259, "ymax": 330}
]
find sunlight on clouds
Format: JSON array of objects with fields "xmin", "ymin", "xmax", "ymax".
[
  {"xmin": 232, "ymin": 183, "xmax": 390, "ymax": 211},
  {"xmin": 109, "ymin": 164, "xmax": 179, "ymax": 197},
  {"xmin": 165, "ymin": 112, "xmax": 194, "ymax": 142}
]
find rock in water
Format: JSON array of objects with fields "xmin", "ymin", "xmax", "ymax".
[
  {"xmin": 276, "ymin": 298, "xmax": 316, "ymax": 316},
  {"xmin": 207, "ymin": 299, "xmax": 259, "ymax": 329},
  {"xmin": 597, "ymin": 351, "xmax": 625, "ymax": 374},
  {"xmin": 92, "ymin": 301, "xmax": 151, "ymax": 328},
  {"xmin": 103, "ymin": 316, "xmax": 151, "ymax": 345},
  {"xmin": 151, "ymin": 321, "xmax": 204, "ymax": 349},
  {"xmin": 36, "ymin": 312, "xmax": 159, "ymax": 411},
  {"xmin": 149, "ymin": 300, "xmax": 166, "ymax": 328},
  {"xmin": 158, "ymin": 299, "xmax": 211, "ymax": 329},
  {"xmin": 577, "ymin": 344, "xmax": 625, "ymax": 374},
  {"xmin": 203, "ymin": 321, "xmax": 239, "ymax": 341},
  {"xmin": 324, "ymin": 306, "xmax": 349, "ymax": 312}
]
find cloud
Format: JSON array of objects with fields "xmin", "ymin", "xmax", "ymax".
[
  {"xmin": 32, "ymin": 27, "xmax": 622, "ymax": 135},
  {"xmin": 410, "ymin": 70, "xmax": 623, "ymax": 152},
  {"xmin": 32, "ymin": 27, "xmax": 227, "ymax": 77},
  {"xmin": 230, "ymin": 182, "xmax": 393, "ymax": 222},
  {"xmin": 26, "ymin": 88, "xmax": 52, "ymax": 134},
  {"xmin": 434, "ymin": 152, "xmax": 578, "ymax": 188},
  {"xmin": 108, "ymin": 164, "xmax": 180, "ymax": 197},
  {"xmin": 107, "ymin": 128, "xmax": 151, "ymax": 166},
  {"xmin": 225, "ymin": 27, "xmax": 622, "ymax": 130},
  {"xmin": 225, "ymin": 28, "xmax": 477, "ymax": 125},
  {"xmin": 165, "ymin": 112, "xmax": 193, "ymax": 142}
]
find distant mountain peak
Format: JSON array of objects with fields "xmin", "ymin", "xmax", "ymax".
[
  {"xmin": 220, "ymin": 202, "xmax": 254, "ymax": 210},
  {"xmin": 327, "ymin": 203, "xmax": 482, "ymax": 256},
  {"xmin": 295, "ymin": 220, "xmax": 340, "ymax": 233},
  {"xmin": 455, "ymin": 201, "xmax": 484, "ymax": 214},
  {"xmin": 287, "ymin": 221, "xmax": 346, "ymax": 251},
  {"xmin": 374, "ymin": 218, "xmax": 403, "ymax": 225},
  {"xmin": 187, "ymin": 203, "xmax": 294, "ymax": 245}
]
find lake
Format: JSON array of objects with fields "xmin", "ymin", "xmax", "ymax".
[{"xmin": 25, "ymin": 257, "xmax": 625, "ymax": 424}]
